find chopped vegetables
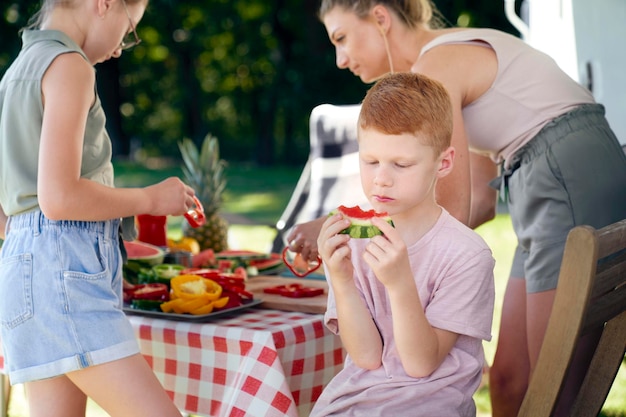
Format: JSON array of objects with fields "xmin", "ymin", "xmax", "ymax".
[
  {"xmin": 263, "ymin": 283, "xmax": 324, "ymax": 298},
  {"xmin": 158, "ymin": 274, "xmax": 230, "ymax": 315}
]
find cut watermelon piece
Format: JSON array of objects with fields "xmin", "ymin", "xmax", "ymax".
[
  {"xmin": 124, "ymin": 240, "xmax": 165, "ymax": 266},
  {"xmin": 249, "ymin": 253, "xmax": 284, "ymax": 272},
  {"xmin": 330, "ymin": 205, "xmax": 394, "ymax": 238},
  {"xmin": 215, "ymin": 250, "xmax": 269, "ymax": 260}
]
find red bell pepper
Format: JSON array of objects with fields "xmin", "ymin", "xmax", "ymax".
[
  {"xmin": 263, "ymin": 283, "xmax": 324, "ymax": 298},
  {"xmin": 182, "ymin": 268, "xmax": 252, "ymax": 299},
  {"xmin": 125, "ymin": 283, "xmax": 169, "ymax": 301},
  {"xmin": 184, "ymin": 196, "xmax": 206, "ymax": 228},
  {"xmin": 281, "ymin": 247, "xmax": 322, "ymax": 278}
]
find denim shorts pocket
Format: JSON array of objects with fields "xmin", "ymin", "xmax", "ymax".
[
  {"xmin": 62, "ymin": 237, "xmax": 117, "ymax": 314},
  {"xmin": 0, "ymin": 253, "xmax": 34, "ymax": 329}
]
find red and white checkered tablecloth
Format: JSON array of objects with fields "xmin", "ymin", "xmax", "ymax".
[
  {"xmin": 0, "ymin": 308, "xmax": 344, "ymax": 416},
  {"xmin": 127, "ymin": 308, "xmax": 345, "ymax": 417}
]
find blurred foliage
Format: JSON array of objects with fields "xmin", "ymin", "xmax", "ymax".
[{"xmin": 0, "ymin": 0, "xmax": 518, "ymax": 165}]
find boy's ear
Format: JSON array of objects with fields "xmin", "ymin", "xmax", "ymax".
[{"xmin": 437, "ymin": 146, "xmax": 455, "ymax": 178}]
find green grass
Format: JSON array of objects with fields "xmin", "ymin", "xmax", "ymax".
[
  {"xmin": 5, "ymin": 160, "xmax": 625, "ymax": 416},
  {"xmin": 113, "ymin": 159, "xmax": 302, "ymax": 226}
]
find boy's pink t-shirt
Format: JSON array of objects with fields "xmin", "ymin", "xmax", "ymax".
[{"xmin": 311, "ymin": 210, "xmax": 495, "ymax": 417}]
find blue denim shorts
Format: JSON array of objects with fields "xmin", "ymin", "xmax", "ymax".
[
  {"xmin": 506, "ymin": 104, "xmax": 626, "ymax": 292},
  {"xmin": 0, "ymin": 211, "xmax": 139, "ymax": 384}
]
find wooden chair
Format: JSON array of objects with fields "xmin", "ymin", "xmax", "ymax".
[
  {"xmin": 1, "ymin": 373, "xmax": 9, "ymax": 417},
  {"xmin": 518, "ymin": 219, "xmax": 626, "ymax": 416}
]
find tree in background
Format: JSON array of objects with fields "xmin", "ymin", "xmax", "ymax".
[{"xmin": 0, "ymin": 0, "xmax": 517, "ymax": 165}]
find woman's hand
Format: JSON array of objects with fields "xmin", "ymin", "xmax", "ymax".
[{"xmin": 286, "ymin": 216, "xmax": 326, "ymax": 262}]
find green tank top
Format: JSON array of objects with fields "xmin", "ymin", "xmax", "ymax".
[{"xmin": 0, "ymin": 30, "xmax": 114, "ymax": 216}]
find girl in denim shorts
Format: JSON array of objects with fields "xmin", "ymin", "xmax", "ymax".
[{"xmin": 0, "ymin": 1, "xmax": 195, "ymax": 416}]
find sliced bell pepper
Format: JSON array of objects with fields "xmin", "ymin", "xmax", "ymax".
[
  {"xmin": 153, "ymin": 264, "xmax": 185, "ymax": 279},
  {"xmin": 282, "ymin": 247, "xmax": 322, "ymax": 278},
  {"xmin": 167, "ymin": 237, "xmax": 201, "ymax": 255},
  {"xmin": 189, "ymin": 303, "xmax": 215, "ymax": 315},
  {"xmin": 182, "ymin": 268, "xmax": 250, "ymax": 298},
  {"xmin": 128, "ymin": 283, "xmax": 169, "ymax": 300},
  {"xmin": 216, "ymin": 290, "xmax": 243, "ymax": 310},
  {"xmin": 180, "ymin": 268, "xmax": 222, "ymax": 279},
  {"xmin": 263, "ymin": 283, "xmax": 324, "ymax": 298},
  {"xmin": 184, "ymin": 196, "xmax": 206, "ymax": 228},
  {"xmin": 171, "ymin": 274, "xmax": 222, "ymax": 301},
  {"xmin": 212, "ymin": 296, "xmax": 230, "ymax": 309},
  {"xmin": 160, "ymin": 298, "xmax": 186, "ymax": 314}
]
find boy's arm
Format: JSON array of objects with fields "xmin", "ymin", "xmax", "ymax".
[
  {"xmin": 366, "ymin": 218, "xmax": 460, "ymax": 377},
  {"xmin": 386, "ymin": 281, "xmax": 459, "ymax": 378},
  {"xmin": 331, "ymin": 279, "xmax": 384, "ymax": 370},
  {"xmin": 318, "ymin": 213, "xmax": 384, "ymax": 370}
]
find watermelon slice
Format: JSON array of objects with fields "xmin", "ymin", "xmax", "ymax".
[
  {"xmin": 330, "ymin": 205, "xmax": 394, "ymax": 238},
  {"xmin": 215, "ymin": 250, "xmax": 285, "ymax": 275},
  {"xmin": 124, "ymin": 240, "xmax": 165, "ymax": 266},
  {"xmin": 249, "ymin": 253, "xmax": 284, "ymax": 273},
  {"xmin": 215, "ymin": 250, "xmax": 269, "ymax": 260}
]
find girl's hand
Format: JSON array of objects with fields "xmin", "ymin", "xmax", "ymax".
[
  {"xmin": 363, "ymin": 217, "xmax": 412, "ymax": 288},
  {"xmin": 317, "ymin": 212, "xmax": 353, "ymax": 283},
  {"xmin": 143, "ymin": 177, "xmax": 196, "ymax": 216}
]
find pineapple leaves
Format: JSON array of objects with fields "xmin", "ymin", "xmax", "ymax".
[{"xmin": 178, "ymin": 134, "xmax": 227, "ymax": 216}]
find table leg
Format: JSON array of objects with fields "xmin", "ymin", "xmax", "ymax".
[{"xmin": 0, "ymin": 374, "xmax": 10, "ymax": 417}]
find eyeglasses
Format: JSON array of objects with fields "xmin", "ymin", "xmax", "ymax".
[{"xmin": 120, "ymin": 0, "xmax": 142, "ymax": 50}]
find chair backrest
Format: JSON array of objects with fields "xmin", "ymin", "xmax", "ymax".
[
  {"xmin": 273, "ymin": 104, "xmax": 368, "ymax": 251},
  {"xmin": 518, "ymin": 219, "xmax": 626, "ymax": 417}
]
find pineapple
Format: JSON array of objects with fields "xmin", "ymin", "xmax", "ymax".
[{"xmin": 179, "ymin": 134, "xmax": 229, "ymax": 252}]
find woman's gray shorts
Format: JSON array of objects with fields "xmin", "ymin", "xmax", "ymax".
[
  {"xmin": 505, "ymin": 104, "xmax": 626, "ymax": 293},
  {"xmin": 0, "ymin": 211, "xmax": 140, "ymax": 384}
]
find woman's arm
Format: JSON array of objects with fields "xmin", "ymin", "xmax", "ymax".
[
  {"xmin": 468, "ymin": 151, "xmax": 498, "ymax": 229},
  {"xmin": 413, "ymin": 42, "xmax": 498, "ymax": 227},
  {"xmin": 0, "ymin": 204, "xmax": 7, "ymax": 240}
]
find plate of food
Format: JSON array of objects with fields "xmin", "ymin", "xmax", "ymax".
[
  {"xmin": 123, "ymin": 298, "xmax": 263, "ymax": 322},
  {"xmin": 123, "ymin": 272, "xmax": 262, "ymax": 322}
]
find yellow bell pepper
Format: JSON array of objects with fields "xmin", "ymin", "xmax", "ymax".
[
  {"xmin": 167, "ymin": 237, "xmax": 201, "ymax": 255},
  {"xmin": 189, "ymin": 303, "xmax": 215, "ymax": 315},
  {"xmin": 160, "ymin": 298, "xmax": 185, "ymax": 313},
  {"xmin": 212, "ymin": 296, "xmax": 229, "ymax": 309},
  {"xmin": 171, "ymin": 274, "xmax": 222, "ymax": 301}
]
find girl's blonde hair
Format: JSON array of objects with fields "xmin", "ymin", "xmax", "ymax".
[
  {"xmin": 318, "ymin": 0, "xmax": 447, "ymax": 29},
  {"xmin": 24, "ymin": 0, "xmax": 146, "ymax": 31},
  {"xmin": 358, "ymin": 72, "xmax": 453, "ymax": 156}
]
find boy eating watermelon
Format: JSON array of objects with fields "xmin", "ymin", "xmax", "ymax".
[{"xmin": 313, "ymin": 73, "xmax": 495, "ymax": 416}]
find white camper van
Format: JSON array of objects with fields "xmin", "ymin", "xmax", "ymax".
[{"xmin": 506, "ymin": 0, "xmax": 626, "ymax": 145}]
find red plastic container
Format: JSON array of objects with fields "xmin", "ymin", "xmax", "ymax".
[{"xmin": 137, "ymin": 214, "xmax": 167, "ymax": 247}]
